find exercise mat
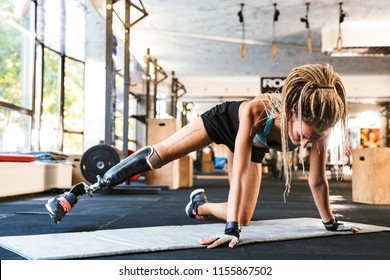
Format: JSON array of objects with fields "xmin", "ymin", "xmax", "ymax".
[{"xmin": 0, "ymin": 217, "xmax": 388, "ymax": 260}]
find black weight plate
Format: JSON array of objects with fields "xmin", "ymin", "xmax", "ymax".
[{"xmin": 80, "ymin": 144, "xmax": 120, "ymax": 183}]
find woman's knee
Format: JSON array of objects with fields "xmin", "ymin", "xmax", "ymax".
[{"xmin": 238, "ymin": 212, "xmax": 253, "ymax": 226}]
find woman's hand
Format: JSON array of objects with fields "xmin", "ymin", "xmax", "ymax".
[
  {"xmin": 199, "ymin": 233, "xmax": 239, "ymax": 249},
  {"xmin": 336, "ymin": 224, "xmax": 362, "ymax": 233},
  {"xmin": 200, "ymin": 221, "xmax": 241, "ymax": 249},
  {"xmin": 349, "ymin": 225, "xmax": 362, "ymax": 233},
  {"xmin": 323, "ymin": 218, "xmax": 362, "ymax": 233}
]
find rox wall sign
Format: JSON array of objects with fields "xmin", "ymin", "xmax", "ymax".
[{"xmin": 260, "ymin": 77, "xmax": 286, "ymax": 93}]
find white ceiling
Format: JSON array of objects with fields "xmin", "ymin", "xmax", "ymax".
[{"xmin": 90, "ymin": 0, "xmax": 390, "ymax": 111}]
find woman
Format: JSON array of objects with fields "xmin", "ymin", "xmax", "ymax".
[{"xmin": 46, "ymin": 64, "xmax": 361, "ymax": 248}]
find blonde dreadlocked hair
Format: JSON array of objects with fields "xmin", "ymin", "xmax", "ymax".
[{"xmin": 280, "ymin": 64, "xmax": 348, "ymax": 198}]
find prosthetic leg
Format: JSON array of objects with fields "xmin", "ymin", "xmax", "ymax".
[{"xmin": 45, "ymin": 146, "xmax": 162, "ymax": 224}]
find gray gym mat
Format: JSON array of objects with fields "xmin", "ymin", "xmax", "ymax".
[{"xmin": 0, "ymin": 217, "xmax": 388, "ymax": 260}]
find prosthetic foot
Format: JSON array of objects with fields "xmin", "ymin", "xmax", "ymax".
[
  {"xmin": 45, "ymin": 183, "xmax": 87, "ymax": 224},
  {"xmin": 45, "ymin": 146, "xmax": 162, "ymax": 224}
]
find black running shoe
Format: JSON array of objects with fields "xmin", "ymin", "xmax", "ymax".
[
  {"xmin": 185, "ymin": 188, "xmax": 208, "ymax": 219},
  {"xmin": 45, "ymin": 192, "xmax": 78, "ymax": 224}
]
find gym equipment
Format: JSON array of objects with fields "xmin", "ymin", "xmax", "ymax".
[
  {"xmin": 80, "ymin": 145, "xmax": 143, "ymax": 184},
  {"xmin": 80, "ymin": 144, "xmax": 121, "ymax": 184},
  {"xmin": 1, "ymin": 218, "xmax": 388, "ymax": 260},
  {"xmin": 79, "ymin": 146, "xmax": 159, "ymax": 196},
  {"xmin": 0, "ymin": 154, "xmax": 36, "ymax": 162}
]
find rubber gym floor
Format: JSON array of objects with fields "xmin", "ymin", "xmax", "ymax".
[{"xmin": 0, "ymin": 174, "xmax": 389, "ymax": 260}]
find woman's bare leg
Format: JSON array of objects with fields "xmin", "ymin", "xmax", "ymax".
[
  {"xmin": 153, "ymin": 117, "xmax": 213, "ymax": 164},
  {"xmin": 238, "ymin": 162, "xmax": 262, "ymax": 225},
  {"xmin": 197, "ymin": 151, "xmax": 262, "ymax": 225}
]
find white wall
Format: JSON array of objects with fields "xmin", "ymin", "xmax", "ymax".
[{"xmin": 342, "ymin": 75, "xmax": 390, "ymax": 101}]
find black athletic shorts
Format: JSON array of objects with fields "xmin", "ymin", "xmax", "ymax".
[{"xmin": 201, "ymin": 101, "xmax": 268, "ymax": 163}]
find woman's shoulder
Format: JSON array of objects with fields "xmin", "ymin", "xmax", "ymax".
[
  {"xmin": 240, "ymin": 93, "xmax": 281, "ymax": 116},
  {"xmin": 250, "ymin": 93, "xmax": 281, "ymax": 104},
  {"xmin": 238, "ymin": 97, "xmax": 270, "ymax": 131},
  {"xmin": 245, "ymin": 95, "xmax": 271, "ymax": 113},
  {"xmin": 240, "ymin": 99, "xmax": 263, "ymax": 116}
]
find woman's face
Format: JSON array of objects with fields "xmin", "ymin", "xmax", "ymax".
[{"xmin": 288, "ymin": 110, "xmax": 330, "ymax": 148}]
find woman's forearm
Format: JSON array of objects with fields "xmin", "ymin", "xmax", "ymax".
[{"xmin": 308, "ymin": 178, "xmax": 334, "ymax": 221}]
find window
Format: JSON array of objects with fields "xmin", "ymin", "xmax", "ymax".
[
  {"xmin": 39, "ymin": 49, "xmax": 61, "ymax": 151},
  {"xmin": 0, "ymin": 107, "xmax": 31, "ymax": 151},
  {"xmin": 63, "ymin": 57, "xmax": 84, "ymax": 154},
  {"xmin": 0, "ymin": 0, "xmax": 35, "ymax": 152}
]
